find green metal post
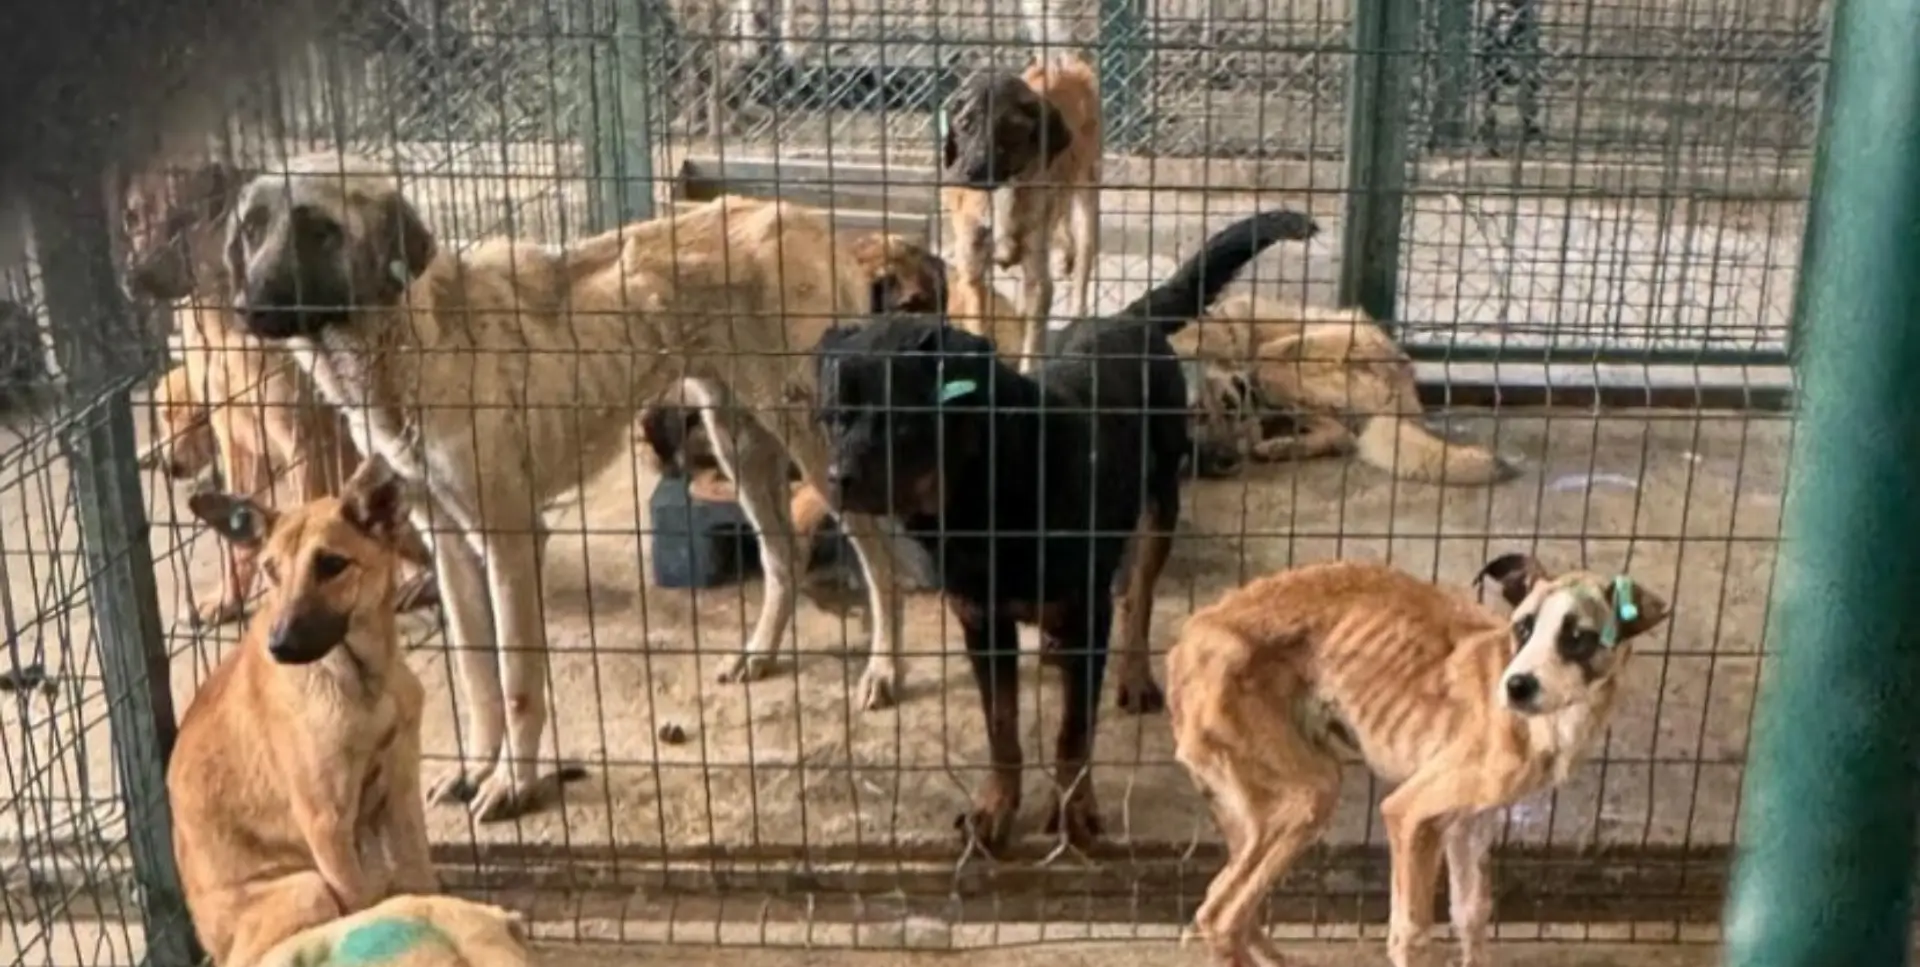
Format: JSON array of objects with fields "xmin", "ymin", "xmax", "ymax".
[
  {"xmin": 587, "ymin": 0, "xmax": 659, "ymax": 232},
  {"xmin": 1098, "ymin": 0, "xmax": 1146, "ymax": 152},
  {"xmin": 1428, "ymin": 0, "xmax": 1474, "ymax": 150},
  {"xmin": 1338, "ymin": 0, "xmax": 1417, "ymax": 325},
  {"xmin": 31, "ymin": 169, "xmax": 199, "ymax": 967},
  {"xmin": 1722, "ymin": 0, "xmax": 1920, "ymax": 964}
]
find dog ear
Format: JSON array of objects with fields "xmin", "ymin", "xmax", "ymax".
[
  {"xmin": 372, "ymin": 190, "xmax": 437, "ymax": 297},
  {"xmin": 1474, "ymin": 552, "xmax": 1550, "ymax": 608},
  {"xmin": 222, "ymin": 196, "xmax": 250, "ymax": 306},
  {"xmin": 188, "ymin": 491, "xmax": 275, "ymax": 547},
  {"xmin": 1031, "ymin": 97, "xmax": 1074, "ymax": 167},
  {"xmin": 341, "ymin": 455, "xmax": 410, "ymax": 538},
  {"xmin": 1607, "ymin": 576, "xmax": 1671, "ymax": 642}
]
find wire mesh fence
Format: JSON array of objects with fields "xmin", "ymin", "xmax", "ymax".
[{"xmin": 0, "ymin": 0, "xmax": 1817, "ymax": 963}]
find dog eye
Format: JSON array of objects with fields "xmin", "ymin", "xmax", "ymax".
[
  {"xmin": 312, "ymin": 551, "xmax": 351, "ymax": 581},
  {"xmin": 1512, "ymin": 615, "xmax": 1536, "ymax": 641},
  {"xmin": 1562, "ymin": 628, "xmax": 1603, "ymax": 660}
]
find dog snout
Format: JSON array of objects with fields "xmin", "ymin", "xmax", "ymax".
[
  {"xmin": 1503, "ymin": 672, "xmax": 1541, "ymax": 710},
  {"xmin": 266, "ymin": 606, "xmax": 351, "ymax": 665}
]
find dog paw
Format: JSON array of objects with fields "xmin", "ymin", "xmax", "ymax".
[
  {"xmin": 425, "ymin": 767, "xmax": 482, "ymax": 807},
  {"xmin": 1117, "ymin": 677, "xmax": 1167, "ymax": 716},
  {"xmin": 953, "ymin": 805, "xmax": 1017, "ymax": 855},
  {"xmin": 1044, "ymin": 793, "xmax": 1104, "ymax": 849},
  {"xmin": 715, "ymin": 653, "xmax": 774, "ymax": 685},
  {"xmin": 470, "ymin": 771, "xmax": 535, "ymax": 824},
  {"xmin": 856, "ymin": 662, "xmax": 899, "ymax": 712},
  {"xmin": 191, "ymin": 597, "xmax": 246, "ymax": 628}
]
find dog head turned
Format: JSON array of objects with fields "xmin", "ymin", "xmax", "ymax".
[
  {"xmin": 1475, "ymin": 553, "xmax": 1670, "ymax": 717},
  {"xmin": 121, "ymin": 160, "xmax": 251, "ymax": 303},
  {"xmin": 140, "ymin": 365, "xmax": 217, "ymax": 482},
  {"xmin": 226, "ymin": 153, "xmax": 437, "ymax": 342},
  {"xmin": 940, "ymin": 71, "xmax": 1072, "ymax": 189},
  {"xmin": 851, "ymin": 232, "xmax": 948, "ymax": 315},
  {"xmin": 187, "ymin": 455, "xmax": 417, "ymax": 665},
  {"xmin": 814, "ymin": 315, "xmax": 1006, "ymax": 517}
]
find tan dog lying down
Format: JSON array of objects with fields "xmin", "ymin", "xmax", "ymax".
[
  {"xmin": 1168, "ymin": 555, "xmax": 1668, "ymax": 967},
  {"xmin": 252, "ymin": 895, "xmax": 533, "ymax": 967},
  {"xmin": 168, "ymin": 456, "xmax": 437, "ymax": 967},
  {"xmin": 1174, "ymin": 295, "xmax": 1518, "ymax": 485}
]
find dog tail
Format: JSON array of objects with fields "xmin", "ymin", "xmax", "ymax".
[
  {"xmin": 1116, "ymin": 209, "xmax": 1320, "ymax": 333},
  {"xmin": 1352, "ymin": 415, "xmax": 1520, "ymax": 486}
]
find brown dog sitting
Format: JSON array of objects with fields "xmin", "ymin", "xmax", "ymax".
[
  {"xmin": 167, "ymin": 455, "xmax": 438, "ymax": 967},
  {"xmin": 1168, "ymin": 555, "xmax": 1668, "ymax": 967},
  {"xmin": 939, "ymin": 53, "xmax": 1102, "ymax": 371}
]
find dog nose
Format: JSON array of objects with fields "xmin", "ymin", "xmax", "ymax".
[{"xmin": 1504, "ymin": 673, "xmax": 1540, "ymax": 707}]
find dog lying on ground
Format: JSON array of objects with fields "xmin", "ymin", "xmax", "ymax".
[
  {"xmin": 225, "ymin": 154, "xmax": 909, "ymax": 822},
  {"xmin": 1176, "ymin": 296, "xmax": 1518, "ymax": 485},
  {"xmin": 168, "ymin": 456, "xmax": 439, "ymax": 967},
  {"xmin": 122, "ymin": 159, "xmax": 441, "ymax": 621},
  {"xmin": 1167, "ymin": 555, "xmax": 1668, "ymax": 967},
  {"xmin": 812, "ymin": 208, "xmax": 1317, "ymax": 853},
  {"xmin": 940, "ymin": 53, "xmax": 1101, "ymax": 371},
  {"xmin": 252, "ymin": 894, "xmax": 533, "ymax": 967}
]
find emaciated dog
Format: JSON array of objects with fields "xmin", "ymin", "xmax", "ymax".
[
  {"xmin": 939, "ymin": 53, "xmax": 1102, "ymax": 370},
  {"xmin": 1167, "ymin": 555, "xmax": 1668, "ymax": 967},
  {"xmin": 167, "ymin": 455, "xmax": 437, "ymax": 967},
  {"xmin": 223, "ymin": 154, "xmax": 908, "ymax": 822},
  {"xmin": 813, "ymin": 208, "xmax": 1317, "ymax": 854}
]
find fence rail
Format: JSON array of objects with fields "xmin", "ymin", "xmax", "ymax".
[{"xmin": 0, "ymin": 0, "xmax": 1819, "ymax": 963}]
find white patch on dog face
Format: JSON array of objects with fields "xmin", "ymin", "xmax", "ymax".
[{"xmin": 1499, "ymin": 583, "xmax": 1623, "ymax": 716}]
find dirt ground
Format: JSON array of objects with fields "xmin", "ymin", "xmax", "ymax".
[{"xmin": 0, "ymin": 388, "xmax": 1787, "ymax": 864}]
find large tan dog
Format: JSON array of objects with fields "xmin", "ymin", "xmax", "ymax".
[
  {"xmin": 939, "ymin": 53, "xmax": 1102, "ymax": 370},
  {"xmin": 1167, "ymin": 555, "xmax": 1669, "ymax": 967},
  {"xmin": 1174, "ymin": 296, "xmax": 1517, "ymax": 485},
  {"xmin": 222, "ymin": 154, "xmax": 908, "ymax": 822},
  {"xmin": 123, "ymin": 160, "xmax": 440, "ymax": 622},
  {"xmin": 168, "ymin": 456, "xmax": 438, "ymax": 967},
  {"xmin": 252, "ymin": 894, "xmax": 532, "ymax": 967}
]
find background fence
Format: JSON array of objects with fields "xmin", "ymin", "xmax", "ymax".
[{"xmin": 2, "ymin": 0, "xmax": 1818, "ymax": 962}]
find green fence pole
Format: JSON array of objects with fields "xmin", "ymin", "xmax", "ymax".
[
  {"xmin": 587, "ymin": 0, "xmax": 659, "ymax": 232},
  {"xmin": 1338, "ymin": 0, "xmax": 1416, "ymax": 325},
  {"xmin": 1098, "ymin": 0, "xmax": 1145, "ymax": 152},
  {"xmin": 1722, "ymin": 0, "xmax": 1920, "ymax": 963}
]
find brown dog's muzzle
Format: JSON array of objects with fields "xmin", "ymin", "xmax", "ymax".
[{"xmin": 266, "ymin": 605, "xmax": 351, "ymax": 665}]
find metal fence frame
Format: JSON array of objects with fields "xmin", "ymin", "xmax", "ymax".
[{"xmin": 0, "ymin": 0, "xmax": 1824, "ymax": 962}]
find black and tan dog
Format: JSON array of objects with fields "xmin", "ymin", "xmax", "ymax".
[
  {"xmin": 939, "ymin": 53, "xmax": 1102, "ymax": 371},
  {"xmin": 811, "ymin": 208, "xmax": 1318, "ymax": 853}
]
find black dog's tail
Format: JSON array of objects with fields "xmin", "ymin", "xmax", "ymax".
[{"xmin": 1115, "ymin": 209, "xmax": 1320, "ymax": 333}]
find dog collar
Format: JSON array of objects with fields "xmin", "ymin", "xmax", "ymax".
[{"xmin": 1590, "ymin": 576, "xmax": 1639, "ymax": 648}]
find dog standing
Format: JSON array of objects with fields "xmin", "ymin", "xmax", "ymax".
[
  {"xmin": 122, "ymin": 159, "xmax": 440, "ymax": 623},
  {"xmin": 252, "ymin": 894, "xmax": 533, "ymax": 967},
  {"xmin": 168, "ymin": 456, "xmax": 438, "ymax": 967},
  {"xmin": 939, "ymin": 53, "xmax": 1101, "ymax": 370},
  {"xmin": 1176, "ymin": 296, "xmax": 1518, "ymax": 485},
  {"xmin": 1167, "ymin": 555, "xmax": 1668, "ymax": 967},
  {"xmin": 224, "ymin": 155, "xmax": 909, "ymax": 822},
  {"xmin": 814, "ymin": 209, "xmax": 1316, "ymax": 852}
]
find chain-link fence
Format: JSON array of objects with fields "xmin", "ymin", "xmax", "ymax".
[{"xmin": 2, "ymin": 0, "xmax": 1817, "ymax": 963}]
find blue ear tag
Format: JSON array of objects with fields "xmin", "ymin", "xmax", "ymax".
[
  {"xmin": 1603, "ymin": 575, "xmax": 1639, "ymax": 648},
  {"xmin": 936, "ymin": 108, "xmax": 951, "ymax": 141},
  {"xmin": 388, "ymin": 259, "xmax": 411, "ymax": 286},
  {"xmin": 939, "ymin": 378, "xmax": 977, "ymax": 403},
  {"xmin": 229, "ymin": 505, "xmax": 254, "ymax": 536}
]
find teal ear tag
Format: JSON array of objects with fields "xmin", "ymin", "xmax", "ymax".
[
  {"xmin": 936, "ymin": 108, "xmax": 951, "ymax": 141},
  {"xmin": 1603, "ymin": 575, "xmax": 1639, "ymax": 648},
  {"xmin": 229, "ymin": 506, "xmax": 254, "ymax": 536},
  {"xmin": 940, "ymin": 378, "xmax": 977, "ymax": 403}
]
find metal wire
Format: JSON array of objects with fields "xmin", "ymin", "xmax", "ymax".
[{"xmin": 0, "ymin": 0, "xmax": 1816, "ymax": 961}]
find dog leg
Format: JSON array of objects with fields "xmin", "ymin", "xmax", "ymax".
[
  {"xmin": 1380, "ymin": 778, "xmax": 1453, "ymax": 967},
  {"xmin": 1445, "ymin": 811, "xmax": 1499, "ymax": 967},
  {"xmin": 1041, "ymin": 603, "xmax": 1112, "ymax": 849},
  {"xmin": 1191, "ymin": 744, "xmax": 1339, "ymax": 967},
  {"xmin": 705, "ymin": 404, "xmax": 804, "ymax": 686},
  {"xmin": 381, "ymin": 721, "xmax": 440, "ymax": 896},
  {"xmin": 1065, "ymin": 186, "xmax": 1099, "ymax": 323},
  {"xmin": 1016, "ymin": 237, "xmax": 1055, "ymax": 374},
  {"xmin": 472, "ymin": 492, "xmax": 552, "ymax": 823},
  {"xmin": 290, "ymin": 787, "xmax": 371, "ymax": 911},
  {"xmin": 957, "ymin": 611, "xmax": 1023, "ymax": 853},
  {"xmin": 422, "ymin": 516, "xmax": 508, "ymax": 812},
  {"xmin": 836, "ymin": 510, "xmax": 905, "ymax": 710},
  {"xmin": 195, "ymin": 438, "xmax": 271, "ymax": 626},
  {"xmin": 223, "ymin": 873, "xmax": 345, "ymax": 967},
  {"xmin": 1112, "ymin": 495, "xmax": 1173, "ymax": 715}
]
